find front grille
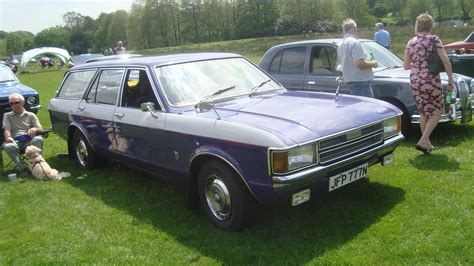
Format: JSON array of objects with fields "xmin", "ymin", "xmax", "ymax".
[{"xmin": 319, "ymin": 123, "xmax": 384, "ymax": 165}]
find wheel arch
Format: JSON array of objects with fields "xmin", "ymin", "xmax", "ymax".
[
  {"xmin": 186, "ymin": 152, "xmax": 256, "ymax": 208},
  {"xmin": 67, "ymin": 123, "xmax": 97, "ymax": 158}
]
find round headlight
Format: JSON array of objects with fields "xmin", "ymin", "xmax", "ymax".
[{"xmin": 27, "ymin": 96, "xmax": 37, "ymax": 105}]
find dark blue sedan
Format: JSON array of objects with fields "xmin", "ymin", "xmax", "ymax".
[
  {"xmin": 48, "ymin": 53, "xmax": 404, "ymax": 230},
  {"xmin": 0, "ymin": 64, "xmax": 41, "ymax": 125}
]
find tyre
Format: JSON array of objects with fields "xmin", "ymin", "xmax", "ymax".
[
  {"xmin": 386, "ymin": 99, "xmax": 411, "ymax": 136},
  {"xmin": 72, "ymin": 130, "xmax": 99, "ymax": 170},
  {"xmin": 198, "ymin": 160, "xmax": 252, "ymax": 230}
]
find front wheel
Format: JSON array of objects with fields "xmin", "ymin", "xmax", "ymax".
[
  {"xmin": 198, "ymin": 160, "xmax": 253, "ymax": 230},
  {"xmin": 72, "ymin": 130, "xmax": 99, "ymax": 170}
]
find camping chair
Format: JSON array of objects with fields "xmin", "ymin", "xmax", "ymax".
[{"xmin": 0, "ymin": 130, "xmax": 51, "ymax": 176}]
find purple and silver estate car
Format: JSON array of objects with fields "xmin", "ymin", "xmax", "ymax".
[{"xmin": 48, "ymin": 53, "xmax": 404, "ymax": 230}]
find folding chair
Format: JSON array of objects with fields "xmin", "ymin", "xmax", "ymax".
[{"xmin": 1, "ymin": 130, "xmax": 51, "ymax": 176}]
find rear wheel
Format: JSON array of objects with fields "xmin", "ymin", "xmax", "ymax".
[
  {"xmin": 72, "ymin": 130, "xmax": 99, "ymax": 170},
  {"xmin": 198, "ymin": 160, "xmax": 252, "ymax": 230}
]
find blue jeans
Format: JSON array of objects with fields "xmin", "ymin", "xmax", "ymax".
[{"xmin": 346, "ymin": 81, "xmax": 374, "ymax": 98}]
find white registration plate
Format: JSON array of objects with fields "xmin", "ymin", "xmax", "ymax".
[{"xmin": 328, "ymin": 163, "xmax": 368, "ymax": 191}]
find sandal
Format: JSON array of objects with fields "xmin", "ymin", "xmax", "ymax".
[{"xmin": 415, "ymin": 144, "xmax": 431, "ymax": 155}]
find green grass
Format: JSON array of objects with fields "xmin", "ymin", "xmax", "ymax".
[{"xmin": 1, "ymin": 31, "xmax": 473, "ymax": 264}]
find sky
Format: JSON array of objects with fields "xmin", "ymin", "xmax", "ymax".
[{"xmin": 0, "ymin": 0, "xmax": 135, "ymax": 34}]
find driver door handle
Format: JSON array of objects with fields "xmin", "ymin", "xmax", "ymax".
[
  {"xmin": 307, "ymin": 81, "xmax": 316, "ymax": 85},
  {"xmin": 78, "ymin": 106, "xmax": 85, "ymax": 111},
  {"xmin": 114, "ymin": 112, "xmax": 124, "ymax": 118}
]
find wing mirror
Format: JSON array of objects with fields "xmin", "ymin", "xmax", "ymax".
[{"xmin": 140, "ymin": 102, "xmax": 159, "ymax": 118}]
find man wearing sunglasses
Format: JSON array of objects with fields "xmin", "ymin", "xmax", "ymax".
[{"xmin": 3, "ymin": 93, "xmax": 44, "ymax": 177}]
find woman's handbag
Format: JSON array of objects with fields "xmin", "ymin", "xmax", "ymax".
[{"xmin": 427, "ymin": 36, "xmax": 445, "ymax": 74}]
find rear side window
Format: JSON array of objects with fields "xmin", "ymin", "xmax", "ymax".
[
  {"xmin": 86, "ymin": 69, "xmax": 124, "ymax": 105},
  {"xmin": 269, "ymin": 46, "xmax": 307, "ymax": 74},
  {"xmin": 57, "ymin": 71, "xmax": 95, "ymax": 99}
]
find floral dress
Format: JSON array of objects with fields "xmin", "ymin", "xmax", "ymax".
[{"xmin": 405, "ymin": 34, "xmax": 444, "ymax": 117}]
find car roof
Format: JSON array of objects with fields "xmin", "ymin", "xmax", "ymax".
[
  {"xmin": 72, "ymin": 52, "xmax": 243, "ymax": 70},
  {"xmin": 268, "ymin": 38, "xmax": 375, "ymax": 49}
]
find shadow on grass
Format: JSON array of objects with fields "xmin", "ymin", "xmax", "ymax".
[
  {"xmin": 409, "ymin": 153, "xmax": 460, "ymax": 171},
  {"xmin": 54, "ymin": 154, "xmax": 405, "ymax": 264}
]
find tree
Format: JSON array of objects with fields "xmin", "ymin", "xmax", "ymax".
[
  {"xmin": 63, "ymin": 12, "xmax": 96, "ymax": 54},
  {"xmin": 34, "ymin": 26, "xmax": 71, "ymax": 51},
  {"xmin": 107, "ymin": 10, "xmax": 129, "ymax": 49},
  {"xmin": 5, "ymin": 31, "xmax": 35, "ymax": 56},
  {"xmin": 235, "ymin": 0, "xmax": 279, "ymax": 39}
]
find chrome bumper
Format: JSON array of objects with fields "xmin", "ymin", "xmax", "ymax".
[{"xmin": 272, "ymin": 134, "xmax": 404, "ymax": 192}]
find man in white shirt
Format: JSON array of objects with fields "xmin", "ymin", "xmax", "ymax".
[{"xmin": 337, "ymin": 18, "xmax": 378, "ymax": 97}]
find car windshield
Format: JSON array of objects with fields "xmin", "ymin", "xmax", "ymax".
[
  {"xmin": 155, "ymin": 57, "xmax": 283, "ymax": 107},
  {"xmin": 0, "ymin": 66, "xmax": 18, "ymax": 82},
  {"xmin": 361, "ymin": 41, "xmax": 404, "ymax": 71}
]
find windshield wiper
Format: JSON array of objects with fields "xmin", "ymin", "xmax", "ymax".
[
  {"xmin": 195, "ymin": 85, "xmax": 236, "ymax": 113},
  {"xmin": 0, "ymin": 79, "xmax": 16, "ymax": 83},
  {"xmin": 249, "ymin": 79, "xmax": 272, "ymax": 97}
]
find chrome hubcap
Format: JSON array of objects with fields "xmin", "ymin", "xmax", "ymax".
[
  {"xmin": 75, "ymin": 139, "xmax": 88, "ymax": 167},
  {"xmin": 205, "ymin": 175, "xmax": 231, "ymax": 221}
]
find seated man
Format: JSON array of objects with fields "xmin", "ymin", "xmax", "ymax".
[{"xmin": 3, "ymin": 93, "xmax": 44, "ymax": 176}]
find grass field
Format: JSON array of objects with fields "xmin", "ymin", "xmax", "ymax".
[{"xmin": 1, "ymin": 29, "xmax": 473, "ymax": 264}]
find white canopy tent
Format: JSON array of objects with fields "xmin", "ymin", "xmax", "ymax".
[{"xmin": 20, "ymin": 47, "xmax": 71, "ymax": 69}]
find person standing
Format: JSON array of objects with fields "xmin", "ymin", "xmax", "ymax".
[
  {"xmin": 403, "ymin": 13, "xmax": 454, "ymax": 154},
  {"xmin": 374, "ymin": 22, "xmax": 391, "ymax": 49},
  {"xmin": 3, "ymin": 93, "xmax": 44, "ymax": 176},
  {"xmin": 337, "ymin": 18, "xmax": 378, "ymax": 97},
  {"xmin": 114, "ymin": 41, "xmax": 127, "ymax": 55}
]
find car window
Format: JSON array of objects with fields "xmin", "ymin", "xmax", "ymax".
[
  {"xmin": 269, "ymin": 46, "xmax": 307, "ymax": 74},
  {"xmin": 360, "ymin": 41, "xmax": 403, "ymax": 70},
  {"xmin": 155, "ymin": 57, "xmax": 282, "ymax": 107},
  {"xmin": 57, "ymin": 70, "xmax": 95, "ymax": 99},
  {"xmin": 122, "ymin": 69, "xmax": 159, "ymax": 109},
  {"xmin": 0, "ymin": 65, "xmax": 18, "ymax": 82},
  {"xmin": 86, "ymin": 69, "xmax": 124, "ymax": 105},
  {"xmin": 310, "ymin": 46, "xmax": 337, "ymax": 75}
]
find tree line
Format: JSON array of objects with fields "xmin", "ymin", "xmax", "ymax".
[{"xmin": 1, "ymin": 0, "xmax": 473, "ymax": 57}]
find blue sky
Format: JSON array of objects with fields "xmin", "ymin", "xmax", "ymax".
[{"xmin": 0, "ymin": 0, "xmax": 134, "ymax": 34}]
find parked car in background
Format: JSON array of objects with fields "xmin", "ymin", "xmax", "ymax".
[
  {"xmin": 48, "ymin": 53, "xmax": 404, "ymax": 230},
  {"xmin": 445, "ymin": 32, "xmax": 474, "ymax": 51},
  {"xmin": 0, "ymin": 64, "xmax": 41, "ymax": 134},
  {"xmin": 259, "ymin": 39, "xmax": 474, "ymax": 134},
  {"xmin": 448, "ymin": 53, "xmax": 474, "ymax": 78},
  {"xmin": 0, "ymin": 59, "xmax": 18, "ymax": 73}
]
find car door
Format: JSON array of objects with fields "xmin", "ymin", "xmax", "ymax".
[
  {"xmin": 112, "ymin": 68, "xmax": 167, "ymax": 173},
  {"xmin": 304, "ymin": 45, "xmax": 350, "ymax": 94},
  {"xmin": 77, "ymin": 68, "xmax": 124, "ymax": 156},
  {"xmin": 265, "ymin": 45, "xmax": 308, "ymax": 90}
]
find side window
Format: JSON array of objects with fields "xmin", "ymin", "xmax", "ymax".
[
  {"xmin": 57, "ymin": 71, "xmax": 95, "ymax": 99},
  {"xmin": 310, "ymin": 46, "xmax": 338, "ymax": 75},
  {"xmin": 121, "ymin": 69, "xmax": 159, "ymax": 109},
  {"xmin": 269, "ymin": 47, "xmax": 307, "ymax": 74},
  {"xmin": 86, "ymin": 69, "xmax": 124, "ymax": 105}
]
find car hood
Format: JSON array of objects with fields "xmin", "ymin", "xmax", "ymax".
[
  {"xmin": 210, "ymin": 91, "xmax": 400, "ymax": 145},
  {"xmin": 0, "ymin": 82, "xmax": 37, "ymax": 97}
]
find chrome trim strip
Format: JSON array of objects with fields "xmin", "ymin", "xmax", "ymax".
[
  {"xmin": 411, "ymin": 111, "xmax": 463, "ymax": 124},
  {"xmin": 271, "ymin": 134, "xmax": 404, "ymax": 190}
]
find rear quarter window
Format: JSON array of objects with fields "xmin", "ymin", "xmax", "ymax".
[
  {"xmin": 58, "ymin": 70, "xmax": 96, "ymax": 99},
  {"xmin": 269, "ymin": 46, "xmax": 307, "ymax": 74}
]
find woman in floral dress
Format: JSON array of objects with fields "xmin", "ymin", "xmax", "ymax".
[{"xmin": 403, "ymin": 13, "xmax": 454, "ymax": 154}]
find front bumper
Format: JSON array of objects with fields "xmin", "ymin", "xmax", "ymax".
[{"xmin": 272, "ymin": 133, "xmax": 404, "ymax": 193}]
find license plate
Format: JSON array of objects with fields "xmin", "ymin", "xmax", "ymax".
[{"xmin": 328, "ymin": 163, "xmax": 368, "ymax": 191}]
